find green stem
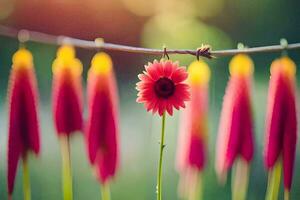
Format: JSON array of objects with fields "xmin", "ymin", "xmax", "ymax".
[
  {"xmin": 188, "ymin": 171, "xmax": 202, "ymax": 200},
  {"xmin": 231, "ymin": 158, "xmax": 249, "ymax": 200},
  {"xmin": 22, "ymin": 155, "xmax": 31, "ymax": 200},
  {"xmin": 60, "ymin": 135, "xmax": 73, "ymax": 200},
  {"xmin": 265, "ymin": 158, "xmax": 282, "ymax": 200},
  {"xmin": 101, "ymin": 183, "xmax": 111, "ymax": 200},
  {"xmin": 157, "ymin": 112, "xmax": 166, "ymax": 200},
  {"xmin": 197, "ymin": 172, "xmax": 203, "ymax": 200},
  {"xmin": 284, "ymin": 189, "xmax": 290, "ymax": 200}
]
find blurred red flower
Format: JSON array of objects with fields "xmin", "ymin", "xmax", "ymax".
[
  {"xmin": 7, "ymin": 48, "xmax": 40, "ymax": 195},
  {"xmin": 215, "ymin": 54, "xmax": 254, "ymax": 182},
  {"xmin": 86, "ymin": 52, "xmax": 119, "ymax": 183},
  {"xmin": 176, "ymin": 60, "xmax": 210, "ymax": 199},
  {"xmin": 52, "ymin": 45, "xmax": 83, "ymax": 135},
  {"xmin": 264, "ymin": 56, "xmax": 297, "ymax": 191},
  {"xmin": 177, "ymin": 60, "xmax": 210, "ymax": 172}
]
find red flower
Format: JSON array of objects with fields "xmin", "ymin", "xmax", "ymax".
[
  {"xmin": 177, "ymin": 60, "xmax": 210, "ymax": 172},
  {"xmin": 52, "ymin": 45, "xmax": 83, "ymax": 135},
  {"xmin": 176, "ymin": 60, "xmax": 210, "ymax": 199},
  {"xmin": 264, "ymin": 56, "xmax": 297, "ymax": 191},
  {"xmin": 136, "ymin": 59, "xmax": 190, "ymax": 116},
  {"xmin": 215, "ymin": 54, "xmax": 254, "ymax": 182},
  {"xmin": 86, "ymin": 52, "xmax": 119, "ymax": 183},
  {"xmin": 7, "ymin": 48, "xmax": 40, "ymax": 194}
]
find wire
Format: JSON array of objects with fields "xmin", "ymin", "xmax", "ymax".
[{"xmin": 0, "ymin": 25, "xmax": 300, "ymax": 59}]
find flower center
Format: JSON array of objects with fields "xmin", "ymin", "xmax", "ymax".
[{"xmin": 154, "ymin": 77, "xmax": 175, "ymax": 98}]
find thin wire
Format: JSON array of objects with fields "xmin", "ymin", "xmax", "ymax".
[{"xmin": 0, "ymin": 25, "xmax": 300, "ymax": 59}]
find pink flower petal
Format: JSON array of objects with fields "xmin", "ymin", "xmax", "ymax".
[
  {"xmin": 216, "ymin": 76, "xmax": 254, "ymax": 178},
  {"xmin": 172, "ymin": 68, "xmax": 188, "ymax": 83},
  {"xmin": 86, "ymin": 57, "xmax": 119, "ymax": 183},
  {"xmin": 136, "ymin": 60, "xmax": 190, "ymax": 116}
]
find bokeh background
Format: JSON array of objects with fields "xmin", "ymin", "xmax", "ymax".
[{"xmin": 0, "ymin": 0, "xmax": 300, "ymax": 199}]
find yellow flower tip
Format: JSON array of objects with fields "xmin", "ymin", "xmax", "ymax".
[
  {"xmin": 229, "ymin": 54, "xmax": 254, "ymax": 77},
  {"xmin": 52, "ymin": 45, "xmax": 82, "ymax": 76},
  {"xmin": 90, "ymin": 52, "xmax": 112, "ymax": 75},
  {"xmin": 72, "ymin": 58, "xmax": 83, "ymax": 76},
  {"xmin": 52, "ymin": 57, "xmax": 83, "ymax": 76},
  {"xmin": 12, "ymin": 48, "xmax": 33, "ymax": 69},
  {"xmin": 281, "ymin": 56, "xmax": 296, "ymax": 77},
  {"xmin": 188, "ymin": 60, "xmax": 211, "ymax": 85},
  {"xmin": 57, "ymin": 45, "xmax": 75, "ymax": 61},
  {"xmin": 271, "ymin": 56, "xmax": 296, "ymax": 79}
]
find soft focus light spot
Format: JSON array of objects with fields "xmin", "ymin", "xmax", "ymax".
[
  {"xmin": 0, "ymin": 0, "xmax": 15, "ymax": 20},
  {"xmin": 142, "ymin": 13, "xmax": 232, "ymax": 63},
  {"xmin": 229, "ymin": 54, "xmax": 254, "ymax": 76},
  {"xmin": 188, "ymin": 60, "xmax": 211, "ymax": 85},
  {"xmin": 193, "ymin": 0, "xmax": 224, "ymax": 19},
  {"xmin": 12, "ymin": 48, "xmax": 33, "ymax": 69},
  {"xmin": 121, "ymin": 0, "xmax": 198, "ymax": 17},
  {"xmin": 231, "ymin": 0, "xmax": 272, "ymax": 19},
  {"xmin": 121, "ymin": 0, "xmax": 159, "ymax": 16},
  {"xmin": 91, "ymin": 52, "xmax": 112, "ymax": 75},
  {"xmin": 156, "ymin": 0, "xmax": 197, "ymax": 17}
]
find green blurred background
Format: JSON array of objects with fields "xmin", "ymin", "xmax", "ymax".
[{"xmin": 0, "ymin": 0, "xmax": 300, "ymax": 199}]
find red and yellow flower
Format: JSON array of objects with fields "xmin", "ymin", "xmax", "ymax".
[
  {"xmin": 52, "ymin": 45, "xmax": 83, "ymax": 135},
  {"xmin": 264, "ymin": 56, "xmax": 297, "ymax": 198},
  {"xmin": 52, "ymin": 45, "xmax": 83, "ymax": 200},
  {"xmin": 177, "ymin": 60, "xmax": 210, "ymax": 171},
  {"xmin": 7, "ymin": 48, "xmax": 40, "ymax": 196},
  {"xmin": 215, "ymin": 54, "xmax": 254, "ymax": 180},
  {"xmin": 215, "ymin": 54, "xmax": 254, "ymax": 200},
  {"xmin": 86, "ymin": 52, "xmax": 119, "ymax": 184},
  {"xmin": 176, "ymin": 60, "xmax": 210, "ymax": 200}
]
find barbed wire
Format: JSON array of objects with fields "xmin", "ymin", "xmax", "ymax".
[{"xmin": 0, "ymin": 25, "xmax": 300, "ymax": 59}]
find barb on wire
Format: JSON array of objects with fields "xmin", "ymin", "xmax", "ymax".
[
  {"xmin": 196, "ymin": 45, "xmax": 213, "ymax": 60},
  {"xmin": 0, "ymin": 25, "xmax": 300, "ymax": 59},
  {"xmin": 162, "ymin": 46, "xmax": 170, "ymax": 60}
]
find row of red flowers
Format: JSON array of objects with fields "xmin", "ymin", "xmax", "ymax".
[
  {"xmin": 6, "ymin": 44, "xmax": 297, "ymax": 200},
  {"xmin": 136, "ymin": 54, "xmax": 297, "ymax": 200},
  {"xmin": 7, "ymin": 46, "xmax": 119, "ymax": 200}
]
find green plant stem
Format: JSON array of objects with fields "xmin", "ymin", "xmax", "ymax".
[
  {"xmin": 60, "ymin": 135, "xmax": 73, "ymax": 200},
  {"xmin": 188, "ymin": 171, "xmax": 202, "ymax": 200},
  {"xmin": 231, "ymin": 158, "xmax": 249, "ymax": 200},
  {"xmin": 22, "ymin": 155, "xmax": 31, "ymax": 200},
  {"xmin": 101, "ymin": 183, "xmax": 111, "ymax": 200},
  {"xmin": 265, "ymin": 158, "xmax": 282, "ymax": 200},
  {"xmin": 284, "ymin": 189, "xmax": 290, "ymax": 200},
  {"xmin": 157, "ymin": 112, "xmax": 166, "ymax": 200}
]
